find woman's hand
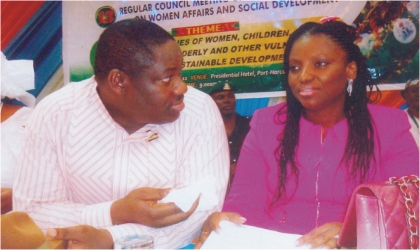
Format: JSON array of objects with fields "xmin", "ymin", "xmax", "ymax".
[
  {"xmin": 194, "ymin": 212, "xmax": 246, "ymax": 249},
  {"xmin": 295, "ymin": 222, "xmax": 342, "ymax": 249}
]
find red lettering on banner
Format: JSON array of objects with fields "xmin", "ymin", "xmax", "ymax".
[{"xmin": 172, "ymin": 22, "xmax": 239, "ymax": 37}]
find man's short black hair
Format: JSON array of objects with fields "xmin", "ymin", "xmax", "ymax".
[{"xmin": 94, "ymin": 18, "xmax": 174, "ymax": 81}]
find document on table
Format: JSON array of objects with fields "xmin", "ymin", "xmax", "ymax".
[{"xmin": 201, "ymin": 221, "xmax": 309, "ymax": 249}]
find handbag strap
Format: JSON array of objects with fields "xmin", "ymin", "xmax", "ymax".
[{"xmin": 388, "ymin": 175, "xmax": 419, "ymax": 249}]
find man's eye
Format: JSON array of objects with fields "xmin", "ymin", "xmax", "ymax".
[
  {"xmin": 161, "ymin": 77, "xmax": 171, "ymax": 83},
  {"xmin": 315, "ymin": 61, "xmax": 328, "ymax": 67}
]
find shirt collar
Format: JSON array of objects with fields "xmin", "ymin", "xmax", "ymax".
[{"xmin": 300, "ymin": 116, "xmax": 348, "ymax": 143}]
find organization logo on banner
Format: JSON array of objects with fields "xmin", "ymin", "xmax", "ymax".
[
  {"xmin": 393, "ymin": 18, "xmax": 417, "ymax": 44},
  {"xmin": 96, "ymin": 6, "xmax": 116, "ymax": 28}
]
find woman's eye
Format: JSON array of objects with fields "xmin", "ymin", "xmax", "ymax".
[{"xmin": 289, "ymin": 66, "xmax": 299, "ymax": 72}]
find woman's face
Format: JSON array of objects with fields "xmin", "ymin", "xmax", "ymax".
[
  {"xmin": 404, "ymin": 84, "xmax": 419, "ymax": 113},
  {"xmin": 288, "ymin": 34, "xmax": 356, "ymax": 113}
]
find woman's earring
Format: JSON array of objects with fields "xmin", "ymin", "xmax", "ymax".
[{"xmin": 347, "ymin": 79, "xmax": 353, "ymax": 96}]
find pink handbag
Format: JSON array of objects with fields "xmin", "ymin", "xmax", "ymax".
[{"xmin": 338, "ymin": 175, "xmax": 419, "ymax": 249}]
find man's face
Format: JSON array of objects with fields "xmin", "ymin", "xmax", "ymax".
[
  {"xmin": 211, "ymin": 91, "xmax": 236, "ymax": 117},
  {"xmin": 124, "ymin": 40, "xmax": 187, "ymax": 126},
  {"xmin": 404, "ymin": 84, "xmax": 419, "ymax": 112}
]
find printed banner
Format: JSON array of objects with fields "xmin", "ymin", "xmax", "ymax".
[
  {"xmin": 63, "ymin": 1, "xmax": 419, "ymax": 98},
  {"xmin": 175, "ymin": 17, "xmax": 321, "ymax": 95}
]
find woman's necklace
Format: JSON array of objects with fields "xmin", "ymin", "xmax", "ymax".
[{"xmin": 314, "ymin": 127, "xmax": 326, "ymax": 228}]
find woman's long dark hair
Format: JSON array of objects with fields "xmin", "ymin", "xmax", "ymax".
[{"xmin": 273, "ymin": 21, "xmax": 380, "ymax": 205}]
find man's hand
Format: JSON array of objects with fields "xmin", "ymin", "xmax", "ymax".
[
  {"xmin": 194, "ymin": 212, "xmax": 246, "ymax": 249},
  {"xmin": 46, "ymin": 225, "xmax": 114, "ymax": 249},
  {"xmin": 111, "ymin": 187, "xmax": 199, "ymax": 227},
  {"xmin": 1, "ymin": 187, "xmax": 13, "ymax": 214},
  {"xmin": 295, "ymin": 222, "xmax": 342, "ymax": 249}
]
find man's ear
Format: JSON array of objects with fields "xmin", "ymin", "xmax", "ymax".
[{"xmin": 107, "ymin": 69, "xmax": 127, "ymax": 95}]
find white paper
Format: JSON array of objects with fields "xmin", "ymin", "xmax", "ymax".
[
  {"xmin": 201, "ymin": 221, "xmax": 309, "ymax": 249},
  {"xmin": 159, "ymin": 175, "xmax": 218, "ymax": 212},
  {"xmin": 1, "ymin": 52, "xmax": 35, "ymax": 107}
]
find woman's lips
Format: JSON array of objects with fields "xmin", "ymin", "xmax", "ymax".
[{"xmin": 299, "ymin": 87, "xmax": 315, "ymax": 96}]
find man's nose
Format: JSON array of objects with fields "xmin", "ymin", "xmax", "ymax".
[{"xmin": 173, "ymin": 77, "xmax": 187, "ymax": 95}]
